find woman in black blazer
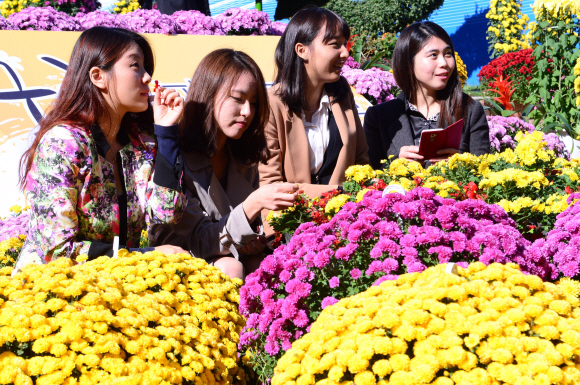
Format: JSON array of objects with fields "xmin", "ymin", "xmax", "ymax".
[{"xmin": 364, "ymin": 21, "xmax": 490, "ymax": 170}]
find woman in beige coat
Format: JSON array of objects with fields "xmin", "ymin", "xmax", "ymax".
[
  {"xmin": 259, "ymin": 7, "xmax": 369, "ymax": 200},
  {"xmin": 149, "ymin": 49, "xmax": 298, "ymax": 279}
]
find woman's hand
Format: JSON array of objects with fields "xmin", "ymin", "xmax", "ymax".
[
  {"xmin": 429, "ymin": 148, "xmax": 461, "ymax": 164},
  {"xmin": 155, "ymin": 244, "xmax": 188, "ymax": 255},
  {"xmin": 154, "ymin": 87, "xmax": 184, "ymax": 126},
  {"xmin": 399, "ymin": 146, "xmax": 424, "ymax": 163},
  {"xmin": 243, "ymin": 183, "xmax": 299, "ymax": 223},
  {"xmin": 239, "ymin": 235, "xmax": 267, "ymax": 256}
]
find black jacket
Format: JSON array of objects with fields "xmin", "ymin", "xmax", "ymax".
[{"xmin": 363, "ymin": 92, "xmax": 491, "ymax": 170}]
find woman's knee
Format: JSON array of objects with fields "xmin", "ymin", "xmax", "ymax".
[{"xmin": 212, "ymin": 257, "xmax": 244, "ymax": 280}]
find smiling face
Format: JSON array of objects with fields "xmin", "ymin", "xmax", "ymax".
[
  {"xmin": 299, "ymin": 25, "xmax": 349, "ymax": 85},
  {"xmin": 214, "ymin": 71, "xmax": 258, "ymax": 142},
  {"xmin": 413, "ymin": 36, "xmax": 455, "ymax": 97},
  {"xmin": 108, "ymin": 44, "xmax": 152, "ymax": 116}
]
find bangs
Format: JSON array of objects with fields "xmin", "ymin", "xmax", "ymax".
[{"xmin": 321, "ymin": 12, "xmax": 350, "ymax": 43}]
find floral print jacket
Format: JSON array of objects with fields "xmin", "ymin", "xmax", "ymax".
[{"xmin": 15, "ymin": 123, "xmax": 186, "ymax": 270}]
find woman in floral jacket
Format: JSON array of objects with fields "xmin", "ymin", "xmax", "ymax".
[{"xmin": 14, "ymin": 27, "xmax": 187, "ymax": 271}]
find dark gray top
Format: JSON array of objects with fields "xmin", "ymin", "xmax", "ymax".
[
  {"xmin": 405, "ymin": 99, "xmax": 440, "ymax": 146},
  {"xmin": 363, "ymin": 92, "xmax": 491, "ymax": 170}
]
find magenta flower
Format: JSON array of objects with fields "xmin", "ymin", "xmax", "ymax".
[
  {"xmin": 321, "ymin": 296, "xmax": 338, "ymax": 309},
  {"xmin": 350, "ymin": 268, "xmax": 362, "ymax": 279},
  {"xmin": 329, "ymin": 276, "xmax": 340, "ymax": 288}
]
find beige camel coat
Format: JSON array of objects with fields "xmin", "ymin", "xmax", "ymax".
[{"xmin": 259, "ymin": 82, "xmax": 370, "ymax": 198}]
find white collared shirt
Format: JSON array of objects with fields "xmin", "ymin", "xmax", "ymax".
[{"xmin": 301, "ymin": 91, "xmax": 330, "ymax": 174}]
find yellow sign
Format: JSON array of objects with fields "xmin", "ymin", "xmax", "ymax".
[{"xmin": 0, "ymin": 30, "xmax": 371, "ymax": 215}]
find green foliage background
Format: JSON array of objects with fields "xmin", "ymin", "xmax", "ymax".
[{"xmin": 325, "ymin": 0, "xmax": 444, "ymax": 35}]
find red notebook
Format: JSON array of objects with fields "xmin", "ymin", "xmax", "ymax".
[{"xmin": 418, "ymin": 119, "xmax": 464, "ymax": 160}]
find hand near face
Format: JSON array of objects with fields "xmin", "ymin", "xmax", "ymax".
[{"xmin": 154, "ymin": 86, "xmax": 184, "ymax": 126}]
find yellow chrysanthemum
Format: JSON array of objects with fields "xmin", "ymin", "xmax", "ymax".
[{"xmin": 272, "ymin": 263, "xmax": 580, "ymax": 385}]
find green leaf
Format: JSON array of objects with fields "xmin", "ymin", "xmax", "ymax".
[
  {"xmin": 521, "ymin": 104, "xmax": 535, "ymax": 117},
  {"xmin": 501, "ymin": 110, "xmax": 518, "ymax": 117}
]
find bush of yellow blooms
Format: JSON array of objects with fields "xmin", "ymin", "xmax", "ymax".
[
  {"xmin": 272, "ymin": 262, "xmax": 580, "ymax": 385},
  {"xmin": 485, "ymin": 0, "xmax": 529, "ymax": 58},
  {"xmin": 454, "ymin": 52, "xmax": 467, "ymax": 87},
  {"xmin": 0, "ymin": 250, "xmax": 248, "ymax": 384},
  {"xmin": 112, "ymin": 0, "xmax": 140, "ymax": 15}
]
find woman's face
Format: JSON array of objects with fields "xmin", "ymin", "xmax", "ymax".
[
  {"xmin": 299, "ymin": 26, "xmax": 349, "ymax": 85},
  {"xmin": 214, "ymin": 71, "xmax": 258, "ymax": 141},
  {"xmin": 413, "ymin": 36, "xmax": 455, "ymax": 95},
  {"xmin": 109, "ymin": 45, "xmax": 152, "ymax": 116}
]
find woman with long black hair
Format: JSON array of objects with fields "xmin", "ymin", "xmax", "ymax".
[
  {"xmin": 259, "ymin": 7, "xmax": 369, "ymax": 199},
  {"xmin": 364, "ymin": 21, "xmax": 490, "ymax": 169}
]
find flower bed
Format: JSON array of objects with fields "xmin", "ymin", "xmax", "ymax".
[
  {"xmin": 240, "ymin": 188, "xmax": 538, "ymax": 382},
  {"xmin": 272, "ymin": 262, "xmax": 580, "ymax": 385},
  {"xmin": 0, "ymin": 250, "xmax": 248, "ymax": 384},
  {"xmin": 0, "ymin": 6, "xmax": 286, "ymax": 35},
  {"xmin": 374, "ymin": 131, "xmax": 577, "ymax": 240},
  {"xmin": 487, "ymin": 116, "xmax": 567, "ymax": 156}
]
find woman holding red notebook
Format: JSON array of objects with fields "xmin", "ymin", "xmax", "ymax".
[{"xmin": 363, "ymin": 21, "xmax": 490, "ymax": 169}]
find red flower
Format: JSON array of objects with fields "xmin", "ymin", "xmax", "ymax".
[
  {"xmin": 478, "ymin": 49, "xmax": 534, "ymax": 85},
  {"xmin": 566, "ymin": 186, "xmax": 574, "ymax": 194},
  {"xmin": 486, "ymin": 75, "xmax": 515, "ymax": 110}
]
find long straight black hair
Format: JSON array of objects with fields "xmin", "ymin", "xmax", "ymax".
[
  {"xmin": 274, "ymin": 7, "xmax": 351, "ymax": 115},
  {"xmin": 392, "ymin": 21, "xmax": 472, "ymax": 128}
]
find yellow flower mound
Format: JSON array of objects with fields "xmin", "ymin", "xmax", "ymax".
[
  {"xmin": 324, "ymin": 194, "xmax": 351, "ymax": 214},
  {"xmin": 454, "ymin": 52, "xmax": 468, "ymax": 86},
  {"xmin": 113, "ymin": 0, "xmax": 140, "ymax": 14},
  {"xmin": 272, "ymin": 263, "xmax": 580, "ymax": 385},
  {"xmin": 0, "ymin": 0, "xmax": 26, "ymax": 18},
  {"xmin": 345, "ymin": 165, "xmax": 383, "ymax": 183},
  {"xmin": 0, "ymin": 251, "xmax": 247, "ymax": 384}
]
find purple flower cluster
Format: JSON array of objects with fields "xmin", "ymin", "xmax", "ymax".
[
  {"xmin": 0, "ymin": 211, "xmax": 29, "ymax": 242},
  {"xmin": 119, "ymin": 9, "xmax": 178, "ymax": 35},
  {"xmin": 172, "ymin": 10, "xmax": 222, "ymax": 35},
  {"xmin": 267, "ymin": 21, "xmax": 286, "ymax": 36},
  {"xmin": 239, "ymin": 188, "xmax": 534, "ymax": 362},
  {"xmin": 0, "ymin": 16, "xmax": 14, "ymax": 30},
  {"xmin": 8, "ymin": 6, "xmax": 80, "ymax": 31},
  {"xmin": 75, "ymin": 10, "xmax": 128, "ymax": 29},
  {"xmin": 214, "ymin": 8, "xmax": 272, "ymax": 35},
  {"xmin": 487, "ymin": 115, "xmax": 569, "ymax": 158},
  {"xmin": 487, "ymin": 115, "xmax": 534, "ymax": 152},
  {"xmin": 343, "ymin": 56, "xmax": 360, "ymax": 70},
  {"xmin": 341, "ymin": 61, "xmax": 399, "ymax": 105},
  {"xmin": 4, "ymin": 7, "xmax": 286, "ymax": 35},
  {"xmin": 543, "ymin": 132, "xmax": 569, "ymax": 159},
  {"xmin": 524, "ymin": 194, "xmax": 580, "ymax": 280}
]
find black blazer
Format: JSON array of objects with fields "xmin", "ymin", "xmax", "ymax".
[{"xmin": 363, "ymin": 92, "xmax": 491, "ymax": 170}]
